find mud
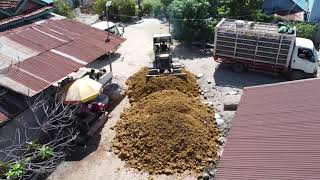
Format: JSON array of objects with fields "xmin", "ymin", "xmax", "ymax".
[
  {"xmin": 113, "ymin": 90, "xmax": 219, "ymax": 175},
  {"xmin": 125, "ymin": 67, "xmax": 199, "ymax": 103}
]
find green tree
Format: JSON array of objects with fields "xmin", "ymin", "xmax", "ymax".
[
  {"xmin": 93, "ymin": 0, "xmax": 136, "ymax": 22},
  {"xmin": 142, "ymin": 1, "xmax": 153, "ymax": 15},
  {"xmin": 168, "ymin": 0, "xmax": 211, "ymax": 41},
  {"xmin": 142, "ymin": 0, "xmax": 165, "ymax": 17}
]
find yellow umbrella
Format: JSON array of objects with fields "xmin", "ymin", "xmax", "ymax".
[{"xmin": 65, "ymin": 75, "xmax": 103, "ymax": 103}]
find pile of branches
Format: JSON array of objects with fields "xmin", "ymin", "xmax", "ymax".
[{"xmin": 0, "ymin": 93, "xmax": 79, "ymax": 180}]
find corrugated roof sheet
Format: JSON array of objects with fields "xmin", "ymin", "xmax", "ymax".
[
  {"xmin": 0, "ymin": 6, "xmax": 53, "ymax": 27},
  {"xmin": 0, "ymin": 0, "xmax": 21, "ymax": 9},
  {"xmin": 215, "ymin": 78, "xmax": 320, "ymax": 180},
  {"xmin": 0, "ymin": 18, "xmax": 125, "ymax": 96}
]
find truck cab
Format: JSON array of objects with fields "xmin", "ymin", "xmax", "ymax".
[
  {"xmin": 290, "ymin": 37, "xmax": 319, "ymax": 79},
  {"xmin": 91, "ymin": 21, "xmax": 124, "ymax": 37}
]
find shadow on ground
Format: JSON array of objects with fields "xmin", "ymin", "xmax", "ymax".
[
  {"xmin": 214, "ymin": 64, "xmax": 286, "ymax": 88},
  {"xmin": 86, "ymin": 53, "xmax": 121, "ymax": 69},
  {"xmin": 172, "ymin": 44, "xmax": 212, "ymax": 60}
]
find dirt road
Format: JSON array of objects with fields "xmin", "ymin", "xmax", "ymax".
[{"xmin": 48, "ymin": 18, "xmax": 285, "ymax": 180}]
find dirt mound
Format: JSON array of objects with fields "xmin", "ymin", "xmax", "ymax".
[
  {"xmin": 126, "ymin": 67, "xmax": 199, "ymax": 103},
  {"xmin": 113, "ymin": 90, "xmax": 219, "ymax": 174}
]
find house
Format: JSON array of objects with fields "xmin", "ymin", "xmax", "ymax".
[
  {"xmin": 263, "ymin": 0, "xmax": 308, "ymax": 16},
  {"xmin": 0, "ymin": 1, "xmax": 125, "ymax": 124},
  {"xmin": 215, "ymin": 78, "xmax": 320, "ymax": 179},
  {"xmin": 0, "ymin": 0, "xmax": 53, "ymax": 19},
  {"xmin": 0, "ymin": 2, "xmax": 125, "ymax": 161},
  {"xmin": 264, "ymin": 0, "xmax": 320, "ymax": 22},
  {"xmin": 306, "ymin": 0, "xmax": 320, "ymax": 22},
  {"xmin": 0, "ymin": 0, "xmax": 54, "ymax": 30}
]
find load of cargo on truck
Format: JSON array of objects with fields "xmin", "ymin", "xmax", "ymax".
[
  {"xmin": 213, "ymin": 18, "xmax": 319, "ymax": 80},
  {"xmin": 112, "ymin": 68, "xmax": 220, "ymax": 175}
]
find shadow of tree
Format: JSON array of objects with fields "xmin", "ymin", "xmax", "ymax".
[{"xmin": 172, "ymin": 44, "xmax": 212, "ymax": 60}]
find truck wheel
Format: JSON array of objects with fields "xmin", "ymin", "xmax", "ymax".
[
  {"xmin": 232, "ymin": 63, "xmax": 246, "ymax": 73},
  {"xmin": 289, "ymin": 70, "xmax": 305, "ymax": 80}
]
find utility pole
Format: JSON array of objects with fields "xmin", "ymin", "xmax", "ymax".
[{"xmin": 106, "ymin": 1, "xmax": 113, "ymax": 72}]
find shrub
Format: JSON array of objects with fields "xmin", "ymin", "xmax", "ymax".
[
  {"xmin": 293, "ymin": 22, "xmax": 317, "ymax": 40},
  {"xmin": 53, "ymin": 0, "xmax": 75, "ymax": 18}
]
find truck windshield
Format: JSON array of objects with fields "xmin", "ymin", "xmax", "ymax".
[{"xmin": 107, "ymin": 26, "xmax": 119, "ymax": 36}]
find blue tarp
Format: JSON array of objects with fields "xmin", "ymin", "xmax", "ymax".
[{"xmin": 264, "ymin": 0, "xmax": 308, "ymax": 15}]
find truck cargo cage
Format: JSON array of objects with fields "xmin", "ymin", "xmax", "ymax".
[{"xmin": 213, "ymin": 18, "xmax": 296, "ymax": 71}]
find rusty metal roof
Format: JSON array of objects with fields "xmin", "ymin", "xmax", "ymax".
[
  {"xmin": 0, "ymin": 0, "xmax": 21, "ymax": 9},
  {"xmin": 0, "ymin": 18, "xmax": 125, "ymax": 96},
  {"xmin": 215, "ymin": 78, "xmax": 320, "ymax": 180}
]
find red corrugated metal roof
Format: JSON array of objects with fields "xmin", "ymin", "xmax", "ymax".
[
  {"xmin": 0, "ymin": 18, "xmax": 125, "ymax": 96},
  {"xmin": 215, "ymin": 78, "xmax": 320, "ymax": 180},
  {"xmin": 0, "ymin": 6, "xmax": 53, "ymax": 26},
  {"xmin": 0, "ymin": 0, "xmax": 21, "ymax": 9}
]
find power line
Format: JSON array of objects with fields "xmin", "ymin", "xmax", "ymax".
[{"xmin": 109, "ymin": 4, "xmax": 308, "ymax": 22}]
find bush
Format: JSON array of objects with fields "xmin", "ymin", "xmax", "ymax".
[
  {"xmin": 168, "ymin": 0, "xmax": 211, "ymax": 42},
  {"xmin": 54, "ymin": 0, "xmax": 75, "ymax": 18},
  {"xmin": 93, "ymin": 0, "xmax": 136, "ymax": 22},
  {"xmin": 92, "ymin": 0, "xmax": 106, "ymax": 15},
  {"xmin": 293, "ymin": 22, "xmax": 317, "ymax": 40}
]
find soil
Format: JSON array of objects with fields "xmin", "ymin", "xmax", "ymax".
[
  {"xmin": 126, "ymin": 67, "xmax": 199, "ymax": 103},
  {"xmin": 113, "ymin": 88, "xmax": 219, "ymax": 174}
]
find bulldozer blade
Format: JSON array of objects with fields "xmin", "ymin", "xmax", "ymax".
[{"xmin": 146, "ymin": 72, "xmax": 187, "ymax": 78}]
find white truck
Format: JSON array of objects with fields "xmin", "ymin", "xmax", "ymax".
[
  {"xmin": 213, "ymin": 18, "xmax": 320, "ymax": 80},
  {"xmin": 91, "ymin": 21, "xmax": 124, "ymax": 37}
]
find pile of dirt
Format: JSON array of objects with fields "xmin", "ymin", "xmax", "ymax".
[
  {"xmin": 113, "ymin": 90, "xmax": 219, "ymax": 174},
  {"xmin": 125, "ymin": 67, "xmax": 199, "ymax": 103}
]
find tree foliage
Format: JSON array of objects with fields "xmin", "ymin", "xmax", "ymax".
[
  {"xmin": 168, "ymin": 0, "xmax": 211, "ymax": 41},
  {"xmin": 142, "ymin": 0, "xmax": 153, "ymax": 15},
  {"xmin": 167, "ymin": 0, "xmax": 279, "ymax": 42},
  {"xmin": 93, "ymin": 0, "xmax": 136, "ymax": 22},
  {"xmin": 142, "ymin": 0, "xmax": 165, "ymax": 17},
  {"xmin": 293, "ymin": 22, "xmax": 317, "ymax": 40}
]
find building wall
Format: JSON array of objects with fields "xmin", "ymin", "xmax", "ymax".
[{"xmin": 264, "ymin": 0, "xmax": 308, "ymax": 15}]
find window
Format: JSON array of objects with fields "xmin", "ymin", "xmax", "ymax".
[{"xmin": 298, "ymin": 48, "xmax": 315, "ymax": 62}]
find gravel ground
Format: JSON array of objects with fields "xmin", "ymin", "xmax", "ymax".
[{"xmin": 48, "ymin": 18, "xmax": 287, "ymax": 180}]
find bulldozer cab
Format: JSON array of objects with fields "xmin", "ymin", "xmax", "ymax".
[
  {"xmin": 153, "ymin": 34, "xmax": 172, "ymax": 55},
  {"xmin": 148, "ymin": 34, "xmax": 185, "ymax": 77}
]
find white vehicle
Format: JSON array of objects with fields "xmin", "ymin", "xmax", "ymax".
[
  {"xmin": 91, "ymin": 21, "xmax": 124, "ymax": 37},
  {"xmin": 213, "ymin": 18, "xmax": 320, "ymax": 80}
]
